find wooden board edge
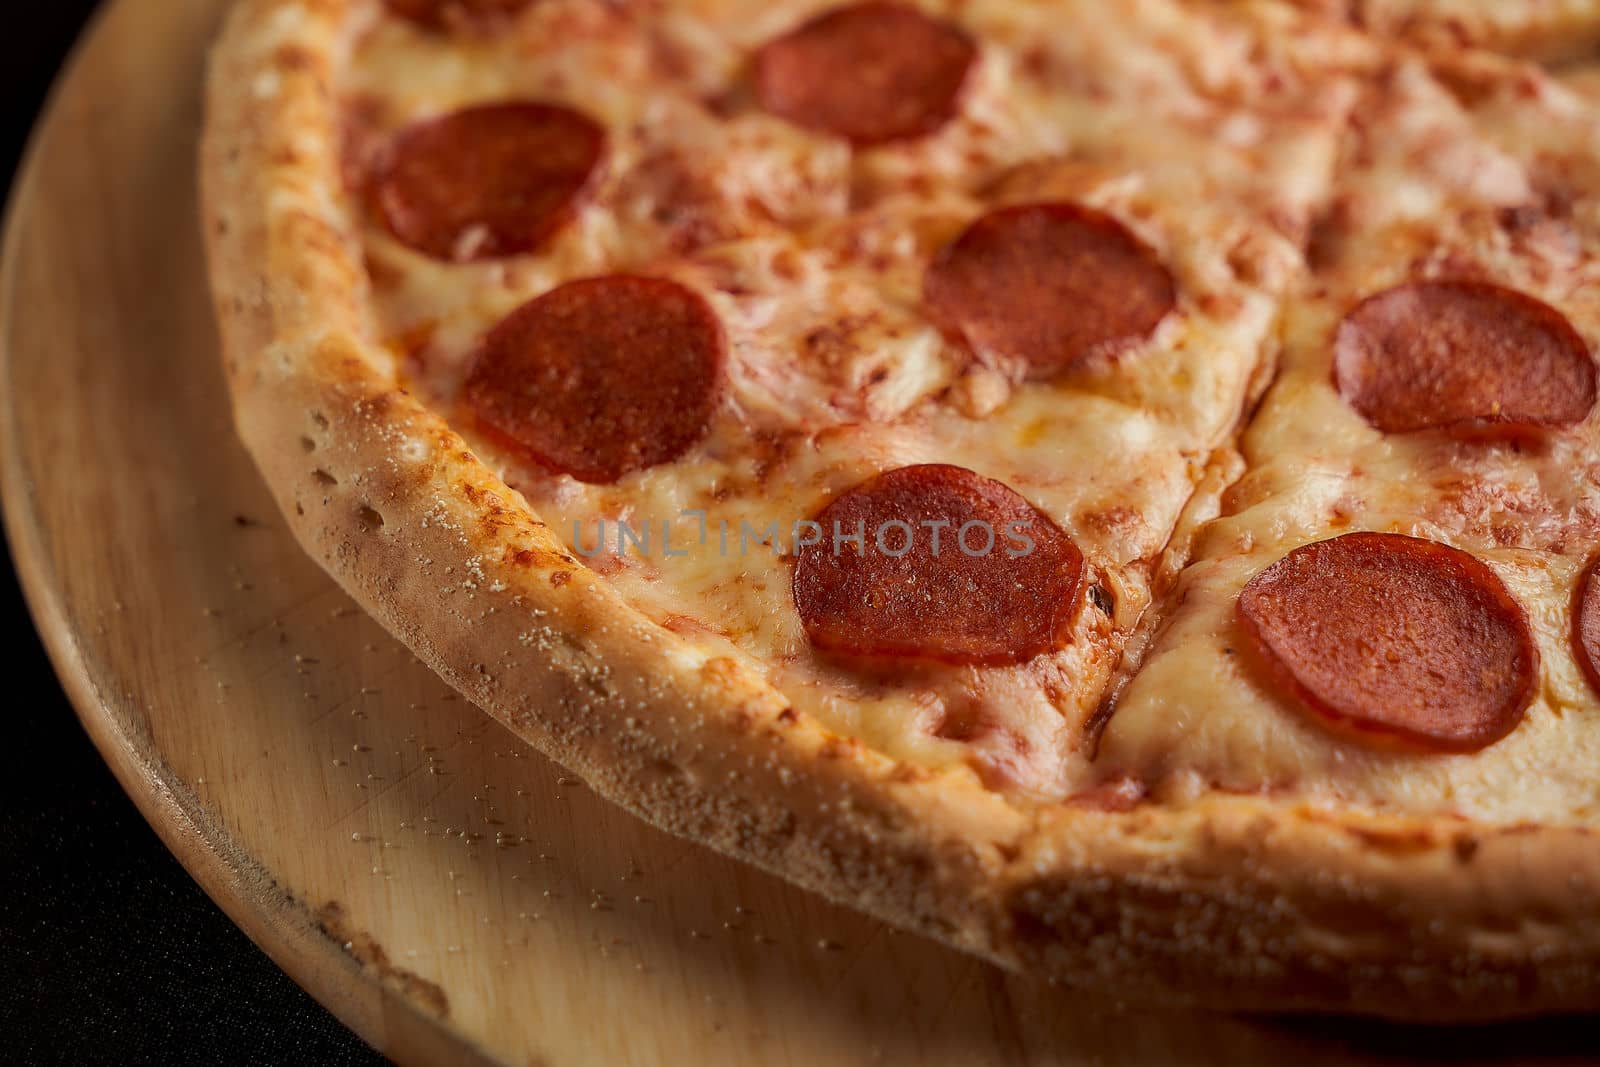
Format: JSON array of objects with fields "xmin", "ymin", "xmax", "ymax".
[{"xmin": 0, "ymin": 6, "xmax": 504, "ymax": 1064}]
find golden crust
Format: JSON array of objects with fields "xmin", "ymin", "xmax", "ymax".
[{"xmin": 202, "ymin": 0, "xmax": 1600, "ymax": 1019}]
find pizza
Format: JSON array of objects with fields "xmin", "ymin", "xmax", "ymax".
[
  {"xmin": 202, "ymin": 0, "xmax": 1600, "ymax": 1019},
  {"xmin": 1339, "ymin": 0, "xmax": 1600, "ymax": 60}
]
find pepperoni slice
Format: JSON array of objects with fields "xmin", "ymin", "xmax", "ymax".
[
  {"xmin": 924, "ymin": 203, "xmax": 1176, "ymax": 381},
  {"xmin": 463, "ymin": 276, "xmax": 725, "ymax": 483},
  {"xmin": 753, "ymin": 3, "xmax": 977, "ymax": 145},
  {"xmin": 1574, "ymin": 556, "xmax": 1600, "ymax": 697},
  {"xmin": 384, "ymin": 0, "xmax": 534, "ymax": 31},
  {"xmin": 373, "ymin": 103, "xmax": 605, "ymax": 262},
  {"xmin": 1334, "ymin": 280, "xmax": 1597, "ymax": 435},
  {"xmin": 792, "ymin": 465, "xmax": 1086, "ymax": 666},
  {"xmin": 1237, "ymin": 532, "xmax": 1537, "ymax": 753}
]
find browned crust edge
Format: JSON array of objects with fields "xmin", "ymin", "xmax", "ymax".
[{"xmin": 199, "ymin": 0, "xmax": 1600, "ymax": 1021}]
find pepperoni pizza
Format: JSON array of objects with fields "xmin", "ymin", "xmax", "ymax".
[{"xmin": 203, "ymin": 0, "xmax": 1600, "ymax": 1018}]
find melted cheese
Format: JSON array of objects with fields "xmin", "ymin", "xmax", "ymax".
[
  {"xmin": 1101, "ymin": 52, "xmax": 1600, "ymax": 823},
  {"xmin": 344, "ymin": 0, "xmax": 1367, "ymax": 797}
]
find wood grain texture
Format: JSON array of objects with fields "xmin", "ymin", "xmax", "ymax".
[{"xmin": 3, "ymin": 1, "xmax": 1599, "ymax": 1063}]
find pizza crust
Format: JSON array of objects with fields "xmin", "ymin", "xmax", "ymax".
[{"xmin": 202, "ymin": 0, "xmax": 1600, "ymax": 1019}]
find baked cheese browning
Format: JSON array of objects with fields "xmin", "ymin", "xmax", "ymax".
[
  {"xmin": 462, "ymin": 276, "xmax": 726, "ymax": 483},
  {"xmin": 1099, "ymin": 52, "xmax": 1600, "ymax": 821},
  {"xmin": 923, "ymin": 203, "xmax": 1177, "ymax": 382},
  {"xmin": 752, "ymin": 2, "xmax": 978, "ymax": 145},
  {"xmin": 1334, "ymin": 279, "xmax": 1598, "ymax": 435},
  {"xmin": 344, "ymin": 0, "xmax": 1364, "ymax": 796},
  {"xmin": 383, "ymin": 0, "xmax": 535, "ymax": 32},
  {"xmin": 792, "ymin": 464, "xmax": 1087, "ymax": 666},
  {"xmin": 1352, "ymin": 0, "xmax": 1600, "ymax": 62},
  {"xmin": 372, "ymin": 101, "xmax": 607, "ymax": 261},
  {"xmin": 345, "ymin": 0, "xmax": 1365, "ymax": 348},
  {"xmin": 1237, "ymin": 532, "xmax": 1539, "ymax": 752}
]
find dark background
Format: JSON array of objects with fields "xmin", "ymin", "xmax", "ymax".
[{"xmin": 0, "ymin": 4, "xmax": 384, "ymax": 1064}]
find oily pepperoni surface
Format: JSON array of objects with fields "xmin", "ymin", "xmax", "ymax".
[
  {"xmin": 373, "ymin": 103, "xmax": 605, "ymax": 261},
  {"xmin": 753, "ymin": 2, "xmax": 978, "ymax": 145},
  {"xmin": 1237, "ymin": 532, "xmax": 1537, "ymax": 753},
  {"xmin": 1574, "ymin": 556, "xmax": 1600, "ymax": 697},
  {"xmin": 792, "ymin": 465, "xmax": 1086, "ymax": 666},
  {"xmin": 1334, "ymin": 279, "xmax": 1597, "ymax": 435},
  {"xmin": 924, "ymin": 203, "xmax": 1176, "ymax": 381},
  {"xmin": 463, "ymin": 276, "xmax": 725, "ymax": 484},
  {"xmin": 384, "ymin": 0, "xmax": 534, "ymax": 31}
]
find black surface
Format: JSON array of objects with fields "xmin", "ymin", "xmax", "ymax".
[{"xmin": 0, "ymin": 5, "xmax": 385, "ymax": 1065}]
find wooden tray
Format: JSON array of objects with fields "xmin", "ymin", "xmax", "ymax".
[{"xmin": 4, "ymin": 1, "xmax": 1596, "ymax": 1063}]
